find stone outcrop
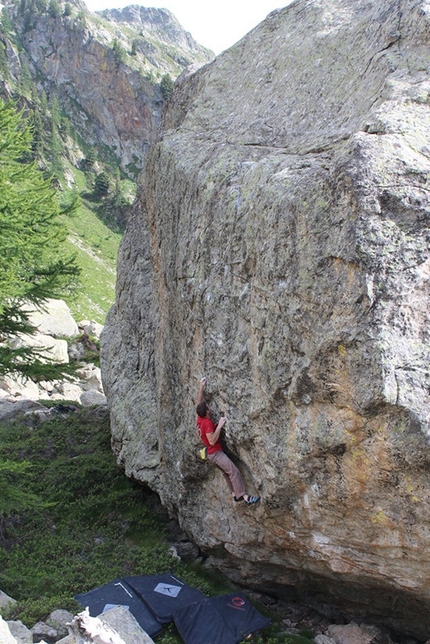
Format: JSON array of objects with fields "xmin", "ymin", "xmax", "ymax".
[
  {"xmin": 101, "ymin": 0, "xmax": 430, "ymax": 638},
  {"xmin": 0, "ymin": 591, "xmax": 17, "ymax": 614}
]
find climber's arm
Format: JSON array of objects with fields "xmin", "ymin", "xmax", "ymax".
[
  {"xmin": 206, "ymin": 416, "xmax": 226, "ymax": 445},
  {"xmin": 197, "ymin": 377, "xmax": 206, "ymax": 405}
]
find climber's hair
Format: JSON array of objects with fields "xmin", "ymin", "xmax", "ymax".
[{"xmin": 196, "ymin": 402, "xmax": 208, "ymax": 418}]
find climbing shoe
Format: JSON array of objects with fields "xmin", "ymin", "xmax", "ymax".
[{"xmin": 245, "ymin": 496, "xmax": 260, "ymax": 506}]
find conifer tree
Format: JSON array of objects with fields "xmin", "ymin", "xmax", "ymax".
[
  {"xmin": 82, "ymin": 145, "xmax": 96, "ymax": 170},
  {"xmin": 0, "ymin": 99, "xmax": 80, "ymax": 379},
  {"xmin": 0, "ymin": 42, "xmax": 9, "ymax": 80},
  {"xmin": 112, "ymin": 38, "xmax": 126, "ymax": 64},
  {"xmin": 48, "ymin": 0, "xmax": 61, "ymax": 18},
  {"xmin": 0, "ymin": 7, "xmax": 13, "ymax": 35},
  {"xmin": 94, "ymin": 170, "xmax": 110, "ymax": 196},
  {"xmin": 160, "ymin": 73, "xmax": 174, "ymax": 100},
  {"xmin": 29, "ymin": 107, "xmax": 45, "ymax": 159}
]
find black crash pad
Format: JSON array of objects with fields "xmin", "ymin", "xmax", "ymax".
[
  {"xmin": 124, "ymin": 573, "xmax": 206, "ymax": 623},
  {"xmin": 209, "ymin": 593, "xmax": 271, "ymax": 639},
  {"xmin": 74, "ymin": 578, "xmax": 163, "ymax": 637},
  {"xmin": 172, "ymin": 592, "xmax": 272, "ymax": 644}
]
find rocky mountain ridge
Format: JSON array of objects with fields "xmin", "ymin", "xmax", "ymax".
[
  {"xmin": 0, "ymin": 0, "xmax": 212, "ymax": 173},
  {"xmin": 101, "ymin": 0, "xmax": 430, "ymax": 639}
]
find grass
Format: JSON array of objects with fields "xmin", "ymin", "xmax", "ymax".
[
  {"xmin": 58, "ymin": 167, "xmax": 123, "ymax": 324},
  {"xmin": 0, "ymin": 408, "xmax": 175, "ymax": 624}
]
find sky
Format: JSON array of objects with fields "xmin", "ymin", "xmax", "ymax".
[{"xmin": 84, "ymin": 0, "xmax": 291, "ymax": 55}]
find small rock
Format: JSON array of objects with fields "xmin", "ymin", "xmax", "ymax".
[
  {"xmin": 0, "ymin": 615, "xmax": 18, "ymax": 644},
  {"xmin": 31, "ymin": 620, "xmax": 57, "ymax": 643},
  {"xmin": 82, "ymin": 321, "xmax": 104, "ymax": 339},
  {"xmin": 315, "ymin": 636, "xmax": 336, "ymax": 644},
  {"xmin": 0, "ymin": 375, "xmax": 40, "ymax": 400},
  {"xmin": 21, "ymin": 299, "xmax": 79, "ymax": 338},
  {"xmin": 8, "ymin": 333, "xmax": 69, "ymax": 364},
  {"xmin": 172, "ymin": 541, "xmax": 199, "ymax": 561},
  {"xmin": 80, "ymin": 390, "xmax": 107, "ymax": 407},
  {"xmin": 56, "ymin": 382, "xmax": 85, "ymax": 402},
  {"xmin": 68, "ymin": 341, "xmax": 87, "ymax": 362},
  {"xmin": 327, "ymin": 622, "xmax": 383, "ymax": 644},
  {"xmin": 257, "ymin": 594, "xmax": 277, "ymax": 607},
  {"xmin": 0, "ymin": 399, "xmax": 47, "ymax": 422},
  {"xmin": 46, "ymin": 609, "xmax": 74, "ymax": 639},
  {"xmin": 7, "ymin": 619, "xmax": 32, "ymax": 643},
  {"xmin": 100, "ymin": 605, "xmax": 155, "ymax": 644}
]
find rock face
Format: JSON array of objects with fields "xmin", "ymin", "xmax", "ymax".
[{"xmin": 101, "ymin": 0, "xmax": 430, "ymax": 638}]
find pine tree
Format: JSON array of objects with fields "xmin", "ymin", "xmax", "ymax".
[
  {"xmin": 18, "ymin": 58, "xmax": 32, "ymax": 97},
  {"xmin": 29, "ymin": 107, "xmax": 45, "ymax": 159},
  {"xmin": 0, "ymin": 99, "xmax": 80, "ymax": 379},
  {"xmin": 0, "ymin": 42, "xmax": 9, "ymax": 81},
  {"xmin": 111, "ymin": 38, "xmax": 126, "ymax": 64},
  {"xmin": 82, "ymin": 145, "xmax": 96, "ymax": 170},
  {"xmin": 0, "ymin": 7, "xmax": 13, "ymax": 35},
  {"xmin": 94, "ymin": 171, "xmax": 110, "ymax": 196},
  {"xmin": 160, "ymin": 73, "xmax": 174, "ymax": 100},
  {"xmin": 48, "ymin": 0, "xmax": 61, "ymax": 18}
]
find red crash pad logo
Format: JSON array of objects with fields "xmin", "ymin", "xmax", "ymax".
[{"xmin": 228, "ymin": 596, "xmax": 246, "ymax": 610}]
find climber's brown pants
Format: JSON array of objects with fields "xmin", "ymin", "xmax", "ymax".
[{"xmin": 208, "ymin": 450, "xmax": 246, "ymax": 499}]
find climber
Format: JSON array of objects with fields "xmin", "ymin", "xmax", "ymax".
[{"xmin": 196, "ymin": 377, "xmax": 260, "ymax": 506}]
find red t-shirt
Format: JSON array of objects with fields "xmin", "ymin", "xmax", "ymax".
[{"xmin": 197, "ymin": 416, "xmax": 223, "ymax": 454}]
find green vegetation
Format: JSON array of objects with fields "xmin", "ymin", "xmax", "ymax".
[
  {"xmin": 0, "ymin": 13, "xmax": 134, "ymax": 326},
  {"xmin": 160, "ymin": 73, "xmax": 174, "ymax": 99},
  {"xmin": 0, "ymin": 99, "xmax": 80, "ymax": 379},
  {"xmin": 0, "ymin": 0, "xmax": 212, "ymax": 329},
  {"xmin": 0, "ymin": 408, "xmax": 308, "ymax": 643},
  {"xmin": 0, "ymin": 407, "xmax": 179, "ymax": 626},
  {"xmin": 111, "ymin": 37, "xmax": 127, "ymax": 64}
]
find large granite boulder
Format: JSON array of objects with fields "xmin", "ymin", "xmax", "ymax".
[{"xmin": 101, "ymin": 0, "xmax": 430, "ymax": 638}]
